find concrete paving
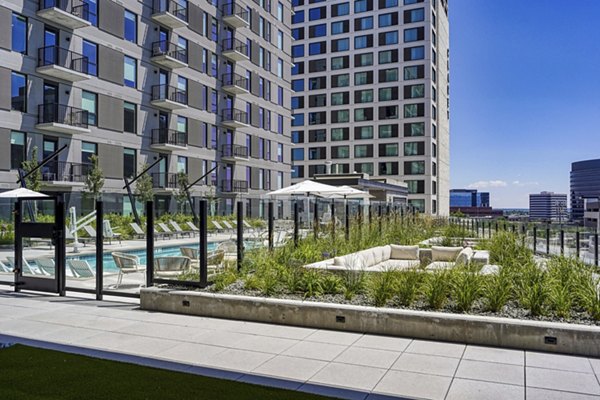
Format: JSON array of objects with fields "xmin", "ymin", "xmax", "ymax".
[{"xmin": 1, "ymin": 288, "xmax": 600, "ymax": 400}]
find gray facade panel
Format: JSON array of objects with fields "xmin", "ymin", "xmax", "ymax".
[
  {"xmin": 250, "ymin": 136, "xmax": 259, "ymax": 158},
  {"xmin": 188, "ymin": 118, "xmax": 203, "ymax": 147},
  {"xmin": 0, "ymin": 7, "xmax": 11, "ymax": 51},
  {"xmin": 188, "ymin": 41, "xmax": 203, "ymax": 72},
  {"xmin": 188, "ymin": 3, "xmax": 204, "ymax": 35},
  {"xmin": 0, "ymin": 67, "xmax": 11, "ymax": 110},
  {"xmin": 187, "ymin": 80, "xmax": 203, "ymax": 110},
  {"xmin": 251, "ymin": 10, "xmax": 260, "ymax": 35},
  {"xmin": 99, "ymin": 1, "xmax": 125, "ymax": 39},
  {"xmin": 98, "ymin": 45, "xmax": 124, "ymax": 85},
  {"xmin": 98, "ymin": 143, "xmax": 123, "ymax": 179},
  {"xmin": 250, "ymin": 104, "xmax": 259, "ymax": 128},
  {"xmin": 251, "ymin": 167, "xmax": 259, "ymax": 189},
  {"xmin": 250, "ymin": 72, "xmax": 260, "ymax": 96},
  {"xmin": 0, "ymin": 128, "xmax": 10, "ymax": 171},
  {"xmin": 98, "ymin": 94, "xmax": 124, "ymax": 132},
  {"xmin": 188, "ymin": 157, "xmax": 203, "ymax": 182},
  {"xmin": 250, "ymin": 40, "xmax": 260, "ymax": 65}
]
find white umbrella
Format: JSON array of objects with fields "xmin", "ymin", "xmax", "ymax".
[
  {"xmin": 266, "ymin": 180, "xmax": 341, "ymax": 197},
  {"xmin": 0, "ymin": 188, "xmax": 48, "ymax": 198},
  {"xmin": 319, "ymin": 185, "xmax": 373, "ymax": 199}
]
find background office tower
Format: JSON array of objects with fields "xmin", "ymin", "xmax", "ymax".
[
  {"xmin": 0, "ymin": 0, "xmax": 292, "ymax": 217},
  {"xmin": 289, "ymin": 0, "xmax": 449, "ymax": 215},
  {"xmin": 571, "ymin": 159, "xmax": 600, "ymax": 226},
  {"xmin": 529, "ymin": 192, "xmax": 568, "ymax": 223}
]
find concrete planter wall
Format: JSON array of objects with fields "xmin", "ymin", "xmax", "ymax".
[{"xmin": 141, "ymin": 288, "xmax": 600, "ymax": 357}]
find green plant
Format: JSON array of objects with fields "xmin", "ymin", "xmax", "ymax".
[
  {"xmin": 451, "ymin": 268, "xmax": 482, "ymax": 312},
  {"xmin": 320, "ymin": 273, "xmax": 342, "ymax": 295},
  {"xmin": 369, "ymin": 270, "xmax": 398, "ymax": 307},
  {"xmin": 134, "ymin": 163, "xmax": 154, "ymax": 204},
  {"xmin": 300, "ymin": 269, "xmax": 323, "ymax": 298},
  {"xmin": 174, "ymin": 172, "xmax": 190, "ymax": 213},
  {"xmin": 576, "ymin": 272, "xmax": 600, "ymax": 320},
  {"xmin": 423, "ymin": 269, "xmax": 451, "ymax": 309},
  {"xmin": 21, "ymin": 146, "xmax": 41, "ymax": 192},
  {"xmin": 482, "ymin": 270, "xmax": 512, "ymax": 312},
  {"xmin": 396, "ymin": 269, "xmax": 423, "ymax": 307},
  {"xmin": 518, "ymin": 263, "xmax": 548, "ymax": 316},
  {"xmin": 341, "ymin": 270, "xmax": 366, "ymax": 300},
  {"xmin": 84, "ymin": 154, "xmax": 105, "ymax": 201},
  {"xmin": 213, "ymin": 269, "xmax": 238, "ymax": 292}
]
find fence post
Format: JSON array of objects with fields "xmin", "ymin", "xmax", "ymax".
[
  {"xmin": 313, "ymin": 199, "xmax": 319, "ymax": 239},
  {"xmin": 533, "ymin": 226, "xmax": 537, "ymax": 253},
  {"xmin": 378, "ymin": 204, "xmax": 382, "ymax": 234},
  {"xmin": 95, "ymin": 200, "xmax": 103, "ymax": 301},
  {"xmin": 546, "ymin": 227, "xmax": 550, "ymax": 255},
  {"xmin": 331, "ymin": 201, "xmax": 336, "ymax": 237},
  {"xmin": 293, "ymin": 201, "xmax": 299, "ymax": 247},
  {"xmin": 345, "ymin": 202, "xmax": 350, "ymax": 241},
  {"xmin": 595, "ymin": 233, "xmax": 599, "ymax": 267},
  {"xmin": 146, "ymin": 201, "xmax": 154, "ymax": 289},
  {"xmin": 237, "ymin": 201, "xmax": 243, "ymax": 271},
  {"xmin": 199, "ymin": 200, "xmax": 208, "ymax": 287},
  {"xmin": 369, "ymin": 204, "xmax": 373, "ymax": 226},
  {"xmin": 268, "ymin": 201, "xmax": 274, "ymax": 251},
  {"xmin": 482, "ymin": 221, "xmax": 485, "ymax": 238},
  {"xmin": 560, "ymin": 229, "xmax": 564, "ymax": 256},
  {"xmin": 576, "ymin": 230, "xmax": 580, "ymax": 258}
]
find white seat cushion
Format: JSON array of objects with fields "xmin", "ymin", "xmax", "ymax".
[
  {"xmin": 431, "ymin": 246, "xmax": 463, "ymax": 262},
  {"xmin": 425, "ymin": 261, "xmax": 455, "ymax": 271},
  {"xmin": 377, "ymin": 259, "xmax": 421, "ymax": 271},
  {"xmin": 456, "ymin": 247, "xmax": 474, "ymax": 266},
  {"xmin": 390, "ymin": 245, "xmax": 419, "ymax": 260}
]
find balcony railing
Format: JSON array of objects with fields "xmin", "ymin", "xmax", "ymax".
[
  {"xmin": 151, "ymin": 84, "xmax": 188, "ymax": 105},
  {"xmin": 221, "ymin": 179, "xmax": 249, "ymax": 193},
  {"xmin": 221, "ymin": 144, "xmax": 249, "ymax": 159},
  {"xmin": 39, "ymin": 0, "xmax": 89, "ymax": 20},
  {"xmin": 221, "ymin": 72, "xmax": 249, "ymax": 90},
  {"xmin": 37, "ymin": 103, "xmax": 89, "ymax": 128},
  {"xmin": 152, "ymin": 172, "xmax": 178, "ymax": 189},
  {"xmin": 152, "ymin": 40, "xmax": 188, "ymax": 64},
  {"xmin": 152, "ymin": 129, "xmax": 188, "ymax": 147},
  {"xmin": 41, "ymin": 161, "xmax": 91, "ymax": 182},
  {"xmin": 221, "ymin": 2, "xmax": 250, "ymax": 26},
  {"xmin": 221, "ymin": 108, "xmax": 249, "ymax": 125},
  {"xmin": 152, "ymin": 0, "xmax": 188, "ymax": 22},
  {"xmin": 38, "ymin": 46, "xmax": 89, "ymax": 74},
  {"xmin": 222, "ymin": 38, "xmax": 248, "ymax": 55}
]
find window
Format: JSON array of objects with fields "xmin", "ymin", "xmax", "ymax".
[
  {"xmin": 82, "ymin": 40, "xmax": 97, "ymax": 76},
  {"xmin": 124, "ymin": 56, "xmax": 137, "ymax": 88},
  {"xmin": 81, "ymin": 91, "xmax": 97, "ymax": 126},
  {"xmin": 291, "ymin": 96, "xmax": 304, "ymax": 109},
  {"xmin": 331, "ymin": 146, "xmax": 350, "ymax": 159},
  {"xmin": 379, "ymin": 143, "xmax": 398, "ymax": 156},
  {"xmin": 354, "ymin": 0, "xmax": 371, "ymax": 13},
  {"xmin": 404, "ymin": 65, "xmax": 425, "ymax": 80},
  {"xmin": 354, "ymin": 107, "xmax": 373, "ymax": 121},
  {"xmin": 309, "ymin": 129, "xmax": 327, "ymax": 142},
  {"xmin": 292, "ymin": 27, "xmax": 304, "ymax": 40},
  {"xmin": 84, "ymin": 0, "xmax": 98, "ymax": 25},
  {"xmin": 379, "ymin": 124, "xmax": 398, "ymax": 138},
  {"xmin": 309, "ymin": 6, "xmax": 326, "ymax": 20},
  {"xmin": 331, "ymin": 21, "xmax": 349, "ymax": 35},
  {"xmin": 10, "ymin": 131, "xmax": 25, "ymax": 169},
  {"xmin": 404, "ymin": 46, "xmax": 425, "ymax": 61},
  {"xmin": 11, "ymin": 72, "xmax": 26, "ymax": 112},
  {"xmin": 378, "ymin": 12, "xmax": 397, "ymax": 27},
  {"xmin": 331, "ymin": 128, "xmax": 349, "ymax": 141},
  {"xmin": 309, "ymin": 23, "xmax": 327, "ymax": 37},
  {"xmin": 379, "ymin": 68, "xmax": 398, "ymax": 82},
  {"xmin": 81, "ymin": 142, "xmax": 97, "ymax": 164},
  {"xmin": 354, "ymin": 145, "xmax": 371, "ymax": 158},
  {"xmin": 309, "ymin": 41, "xmax": 326, "ymax": 55},
  {"xmin": 404, "ymin": 122, "xmax": 425, "ymax": 136},
  {"xmin": 278, "ymin": 86, "xmax": 284, "ymax": 106},
  {"xmin": 409, "ymin": 199, "xmax": 425, "ymax": 213},
  {"xmin": 332, "ymin": 38, "xmax": 349, "ymax": 52},
  {"xmin": 177, "ymin": 156, "xmax": 188, "ymax": 174},
  {"xmin": 404, "ymin": 8, "xmax": 425, "ymax": 23},
  {"xmin": 381, "ymin": 0, "xmax": 398, "ymax": 8},
  {"xmin": 379, "ymin": 87, "xmax": 398, "ymax": 101},
  {"xmin": 278, "ymin": 143, "xmax": 284, "ymax": 162},
  {"xmin": 291, "ymin": 165, "xmax": 304, "ymax": 179},
  {"xmin": 404, "ymin": 0, "xmax": 423, "ymax": 4},
  {"xmin": 277, "ymin": 30, "xmax": 284, "ymax": 49},
  {"xmin": 331, "ymin": 109, "xmax": 349, "ymax": 123},
  {"xmin": 308, "ymin": 111, "xmax": 326, "ymax": 125},
  {"xmin": 123, "ymin": 148, "xmax": 136, "ymax": 178},
  {"xmin": 331, "ymin": 73, "xmax": 350, "ymax": 87},
  {"xmin": 308, "ymin": 147, "xmax": 326, "ymax": 160},
  {"xmin": 292, "ymin": 131, "xmax": 304, "ymax": 143},
  {"xmin": 379, "ymin": 105, "xmax": 398, "ymax": 119},
  {"xmin": 124, "ymin": 10, "xmax": 137, "ymax": 43},
  {"xmin": 404, "ymin": 160, "xmax": 425, "ymax": 174},
  {"xmin": 354, "ymin": 35, "xmax": 371, "ymax": 49},
  {"xmin": 379, "ymin": 161, "xmax": 398, "ymax": 175},
  {"xmin": 404, "ymin": 103, "xmax": 425, "ymax": 118},
  {"xmin": 277, "ymin": 58, "xmax": 283, "ymax": 77},
  {"xmin": 331, "ymin": 2, "xmax": 349, "ymax": 16},
  {"xmin": 211, "ymin": 17, "xmax": 218, "ymax": 41},
  {"xmin": 12, "ymin": 13, "xmax": 27, "ymax": 54},
  {"xmin": 277, "ymin": 2, "xmax": 284, "ymax": 21},
  {"xmin": 355, "ymin": 162, "xmax": 373, "ymax": 175},
  {"xmin": 292, "ymin": 79, "xmax": 304, "ymax": 92},
  {"xmin": 404, "ymin": 84, "xmax": 425, "ymax": 99},
  {"xmin": 292, "ymin": 62, "xmax": 304, "ymax": 75},
  {"xmin": 407, "ymin": 180, "xmax": 425, "ymax": 194},
  {"xmin": 379, "ymin": 49, "xmax": 398, "ymax": 64},
  {"xmin": 404, "ymin": 27, "xmax": 424, "ymax": 42},
  {"xmin": 309, "ymin": 94, "xmax": 326, "ymax": 107},
  {"xmin": 355, "ymin": 53, "xmax": 373, "ymax": 67},
  {"xmin": 354, "ymin": 126, "xmax": 373, "ymax": 139},
  {"xmin": 331, "ymin": 56, "xmax": 349, "ymax": 70},
  {"xmin": 292, "ymin": 113, "xmax": 304, "ymax": 126},
  {"xmin": 124, "ymin": 102, "xmax": 136, "ymax": 133},
  {"xmin": 331, "ymin": 92, "xmax": 349, "ymax": 105},
  {"xmin": 379, "ymin": 31, "xmax": 398, "ymax": 45},
  {"xmin": 355, "ymin": 89, "xmax": 373, "ymax": 103},
  {"xmin": 292, "ymin": 45, "xmax": 304, "ymax": 57},
  {"xmin": 404, "ymin": 141, "xmax": 425, "ymax": 156},
  {"xmin": 354, "ymin": 71, "xmax": 372, "ymax": 85},
  {"xmin": 292, "ymin": 9, "xmax": 304, "ymax": 23},
  {"xmin": 355, "ymin": 16, "xmax": 373, "ymax": 30},
  {"xmin": 309, "ymin": 59, "xmax": 327, "ymax": 72}
]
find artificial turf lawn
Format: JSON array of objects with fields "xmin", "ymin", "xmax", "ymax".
[{"xmin": 0, "ymin": 344, "xmax": 332, "ymax": 400}]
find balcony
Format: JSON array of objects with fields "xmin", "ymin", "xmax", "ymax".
[
  {"xmin": 36, "ymin": 103, "xmax": 90, "ymax": 135},
  {"xmin": 220, "ymin": 179, "xmax": 248, "ymax": 193},
  {"xmin": 221, "ymin": 2, "xmax": 250, "ymax": 28},
  {"xmin": 221, "ymin": 144, "xmax": 249, "ymax": 162},
  {"xmin": 222, "ymin": 38, "xmax": 249, "ymax": 62},
  {"xmin": 151, "ymin": 40, "xmax": 188, "ymax": 69},
  {"xmin": 152, "ymin": 172, "xmax": 178, "ymax": 192},
  {"xmin": 221, "ymin": 108, "xmax": 249, "ymax": 128},
  {"xmin": 151, "ymin": 85, "xmax": 188, "ymax": 110},
  {"xmin": 221, "ymin": 73, "xmax": 249, "ymax": 95},
  {"xmin": 151, "ymin": 129, "xmax": 188, "ymax": 151},
  {"xmin": 37, "ymin": 46, "xmax": 90, "ymax": 82},
  {"xmin": 41, "ymin": 161, "xmax": 91, "ymax": 187},
  {"xmin": 151, "ymin": 0, "xmax": 188, "ymax": 28},
  {"xmin": 37, "ymin": 0, "xmax": 91, "ymax": 29}
]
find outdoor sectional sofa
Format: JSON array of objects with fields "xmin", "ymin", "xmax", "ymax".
[{"xmin": 305, "ymin": 245, "xmax": 489, "ymax": 272}]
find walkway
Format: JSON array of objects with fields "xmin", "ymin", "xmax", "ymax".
[{"xmin": 1, "ymin": 288, "xmax": 599, "ymax": 400}]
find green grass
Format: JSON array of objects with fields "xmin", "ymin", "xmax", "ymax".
[{"xmin": 0, "ymin": 345, "xmax": 331, "ymax": 400}]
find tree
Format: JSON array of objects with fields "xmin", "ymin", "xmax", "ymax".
[
  {"xmin": 84, "ymin": 154, "xmax": 105, "ymax": 200},
  {"xmin": 174, "ymin": 172, "xmax": 189, "ymax": 213},
  {"xmin": 134, "ymin": 163, "xmax": 154, "ymax": 205},
  {"xmin": 20, "ymin": 146, "xmax": 42, "ymax": 192}
]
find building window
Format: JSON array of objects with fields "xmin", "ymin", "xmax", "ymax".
[
  {"xmin": 404, "ymin": 142, "xmax": 425, "ymax": 156},
  {"xmin": 331, "ymin": 2, "xmax": 350, "ymax": 16},
  {"xmin": 331, "ymin": 56, "xmax": 349, "ymax": 70},
  {"xmin": 404, "ymin": 122, "xmax": 425, "ymax": 136},
  {"xmin": 331, "ymin": 128, "xmax": 349, "ymax": 141},
  {"xmin": 379, "ymin": 31, "xmax": 398, "ymax": 46},
  {"xmin": 292, "ymin": 27, "xmax": 305, "ymax": 40},
  {"xmin": 82, "ymin": 40, "xmax": 98, "ymax": 76},
  {"xmin": 331, "ymin": 92, "xmax": 349, "ymax": 105},
  {"xmin": 309, "ymin": 59, "xmax": 327, "ymax": 72},
  {"xmin": 354, "ymin": 35, "xmax": 371, "ymax": 49},
  {"xmin": 331, "ymin": 146, "xmax": 350, "ymax": 159},
  {"xmin": 12, "ymin": 13, "xmax": 27, "ymax": 54},
  {"xmin": 277, "ymin": 2, "xmax": 284, "ymax": 21},
  {"xmin": 405, "ymin": 160, "xmax": 425, "ymax": 175},
  {"xmin": 355, "ymin": 126, "xmax": 373, "ymax": 139},
  {"xmin": 84, "ymin": 0, "xmax": 98, "ymax": 26},
  {"xmin": 404, "ymin": 8, "xmax": 425, "ymax": 23},
  {"xmin": 378, "ymin": 12, "xmax": 397, "ymax": 27},
  {"xmin": 379, "ymin": 161, "xmax": 398, "ymax": 175},
  {"xmin": 124, "ymin": 10, "xmax": 137, "ymax": 43},
  {"xmin": 309, "ymin": 41, "xmax": 326, "ymax": 55},
  {"xmin": 379, "ymin": 143, "xmax": 398, "ymax": 157},
  {"xmin": 355, "ymin": 162, "xmax": 373, "ymax": 175},
  {"xmin": 404, "ymin": 103, "xmax": 425, "ymax": 118},
  {"xmin": 81, "ymin": 91, "xmax": 97, "ymax": 126},
  {"xmin": 11, "ymin": 72, "xmax": 26, "ymax": 112},
  {"xmin": 177, "ymin": 156, "xmax": 187, "ymax": 174},
  {"xmin": 10, "ymin": 131, "xmax": 26, "ymax": 169},
  {"xmin": 404, "ymin": 46, "xmax": 425, "ymax": 61},
  {"xmin": 124, "ymin": 102, "xmax": 136, "ymax": 133},
  {"xmin": 331, "ymin": 73, "xmax": 350, "ymax": 87},
  {"xmin": 292, "ymin": 9, "xmax": 304, "ymax": 23},
  {"xmin": 381, "ymin": 0, "xmax": 398, "ymax": 8},
  {"xmin": 277, "ymin": 58, "xmax": 283, "ymax": 77},
  {"xmin": 379, "ymin": 87, "xmax": 397, "ymax": 101},
  {"xmin": 355, "ymin": 53, "xmax": 373, "ymax": 67},
  {"xmin": 379, "ymin": 68, "xmax": 398, "ymax": 82},
  {"xmin": 292, "ymin": 45, "xmax": 304, "ymax": 58},
  {"xmin": 331, "ymin": 110, "xmax": 349, "ymax": 123},
  {"xmin": 404, "ymin": 84, "xmax": 425, "ymax": 99},
  {"xmin": 124, "ymin": 56, "xmax": 137, "ymax": 88},
  {"xmin": 277, "ymin": 30, "xmax": 284, "ymax": 49},
  {"xmin": 331, "ymin": 21, "xmax": 348, "ymax": 35},
  {"xmin": 332, "ymin": 38, "xmax": 349, "ymax": 52},
  {"xmin": 82, "ymin": 142, "xmax": 97, "ymax": 164},
  {"xmin": 354, "ymin": 0, "xmax": 370, "ymax": 13},
  {"xmin": 309, "ymin": 23, "xmax": 327, "ymax": 37},
  {"xmin": 211, "ymin": 17, "xmax": 218, "ymax": 41},
  {"xmin": 355, "ymin": 71, "xmax": 372, "ymax": 85},
  {"xmin": 355, "ymin": 89, "xmax": 373, "ymax": 103},
  {"xmin": 354, "ymin": 107, "xmax": 373, "ymax": 121},
  {"xmin": 379, "ymin": 105, "xmax": 398, "ymax": 119},
  {"xmin": 404, "ymin": 65, "xmax": 425, "ymax": 80},
  {"xmin": 379, "ymin": 124, "xmax": 398, "ymax": 138},
  {"xmin": 354, "ymin": 144, "xmax": 371, "ymax": 158},
  {"xmin": 309, "ymin": 6, "xmax": 326, "ymax": 21},
  {"xmin": 292, "ymin": 79, "xmax": 304, "ymax": 92},
  {"xmin": 123, "ymin": 148, "xmax": 136, "ymax": 178},
  {"xmin": 356, "ymin": 16, "xmax": 373, "ymax": 31},
  {"xmin": 404, "ymin": 27, "xmax": 424, "ymax": 42},
  {"xmin": 407, "ymin": 180, "xmax": 425, "ymax": 194}
]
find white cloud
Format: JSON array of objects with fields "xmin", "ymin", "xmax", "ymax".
[
  {"xmin": 512, "ymin": 180, "xmax": 539, "ymax": 187},
  {"xmin": 467, "ymin": 180, "xmax": 508, "ymax": 189}
]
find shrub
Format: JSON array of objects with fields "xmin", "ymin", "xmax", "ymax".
[
  {"xmin": 423, "ymin": 269, "xmax": 451, "ymax": 309},
  {"xmin": 341, "ymin": 270, "xmax": 367, "ymax": 300},
  {"xmin": 396, "ymin": 269, "xmax": 423, "ymax": 307},
  {"xmin": 518, "ymin": 262, "xmax": 548, "ymax": 316},
  {"xmin": 451, "ymin": 269, "xmax": 482, "ymax": 312},
  {"xmin": 369, "ymin": 270, "xmax": 399, "ymax": 307},
  {"xmin": 213, "ymin": 269, "xmax": 238, "ymax": 292},
  {"xmin": 320, "ymin": 273, "xmax": 342, "ymax": 295},
  {"xmin": 482, "ymin": 269, "xmax": 512, "ymax": 313},
  {"xmin": 300, "ymin": 269, "xmax": 323, "ymax": 298},
  {"xmin": 575, "ymin": 272, "xmax": 600, "ymax": 320}
]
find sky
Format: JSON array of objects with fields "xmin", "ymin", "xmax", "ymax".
[{"xmin": 449, "ymin": 0, "xmax": 600, "ymax": 208}]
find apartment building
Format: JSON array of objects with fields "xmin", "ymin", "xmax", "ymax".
[
  {"xmin": 571, "ymin": 158, "xmax": 600, "ymax": 224},
  {"xmin": 289, "ymin": 0, "xmax": 449, "ymax": 215},
  {"xmin": 529, "ymin": 192, "xmax": 568, "ymax": 223},
  {"xmin": 0, "ymin": 0, "xmax": 292, "ymax": 216}
]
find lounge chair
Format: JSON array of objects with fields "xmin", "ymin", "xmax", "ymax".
[
  {"xmin": 169, "ymin": 221, "xmax": 193, "ymax": 237},
  {"xmin": 35, "ymin": 257, "xmax": 55, "ymax": 276},
  {"xmin": 211, "ymin": 220, "xmax": 225, "ymax": 232},
  {"xmin": 67, "ymin": 259, "xmax": 95, "ymax": 279},
  {"xmin": 157, "ymin": 222, "xmax": 177, "ymax": 238},
  {"xmin": 7, "ymin": 256, "xmax": 40, "ymax": 275},
  {"xmin": 84, "ymin": 225, "xmax": 120, "ymax": 245},
  {"xmin": 0, "ymin": 260, "xmax": 12, "ymax": 273},
  {"xmin": 154, "ymin": 256, "xmax": 191, "ymax": 279},
  {"xmin": 103, "ymin": 220, "xmax": 122, "ymax": 244},
  {"xmin": 129, "ymin": 222, "xmax": 146, "ymax": 239},
  {"xmin": 180, "ymin": 246, "xmax": 198, "ymax": 259},
  {"xmin": 222, "ymin": 221, "xmax": 236, "ymax": 232},
  {"xmin": 186, "ymin": 221, "xmax": 199, "ymax": 233},
  {"xmin": 111, "ymin": 252, "xmax": 146, "ymax": 288}
]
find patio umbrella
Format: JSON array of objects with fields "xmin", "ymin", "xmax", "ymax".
[
  {"xmin": 318, "ymin": 185, "xmax": 373, "ymax": 199},
  {"xmin": 0, "ymin": 188, "xmax": 48, "ymax": 198}
]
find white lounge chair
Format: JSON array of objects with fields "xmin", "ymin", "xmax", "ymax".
[
  {"xmin": 103, "ymin": 220, "xmax": 122, "ymax": 244},
  {"xmin": 211, "ymin": 220, "xmax": 226, "ymax": 232},
  {"xmin": 157, "ymin": 222, "xmax": 177, "ymax": 238},
  {"xmin": 0, "ymin": 260, "xmax": 12, "ymax": 273},
  {"xmin": 67, "ymin": 259, "xmax": 95, "ymax": 279},
  {"xmin": 35, "ymin": 257, "xmax": 55, "ymax": 276},
  {"xmin": 186, "ymin": 221, "xmax": 199, "ymax": 233},
  {"xmin": 84, "ymin": 225, "xmax": 121, "ymax": 245},
  {"xmin": 7, "ymin": 256, "xmax": 40, "ymax": 275},
  {"xmin": 222, "ymin": 220, "xmax": 236, "ymax": 232},
  {"xmin": 170, "ymin": 220, "xmax": 193, "ymax": 237},
  {"xmin": 129, "ymin": 222, "xmax": 146, "ymax": 239},
  {"xmin": 111, "ymin": 252, "xmax": 146, "ymax": 288}
]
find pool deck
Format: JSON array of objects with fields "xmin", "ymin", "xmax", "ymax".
[{"xmin": 1, "ymin": 288, "xmax": 599, "ymax": 399}]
